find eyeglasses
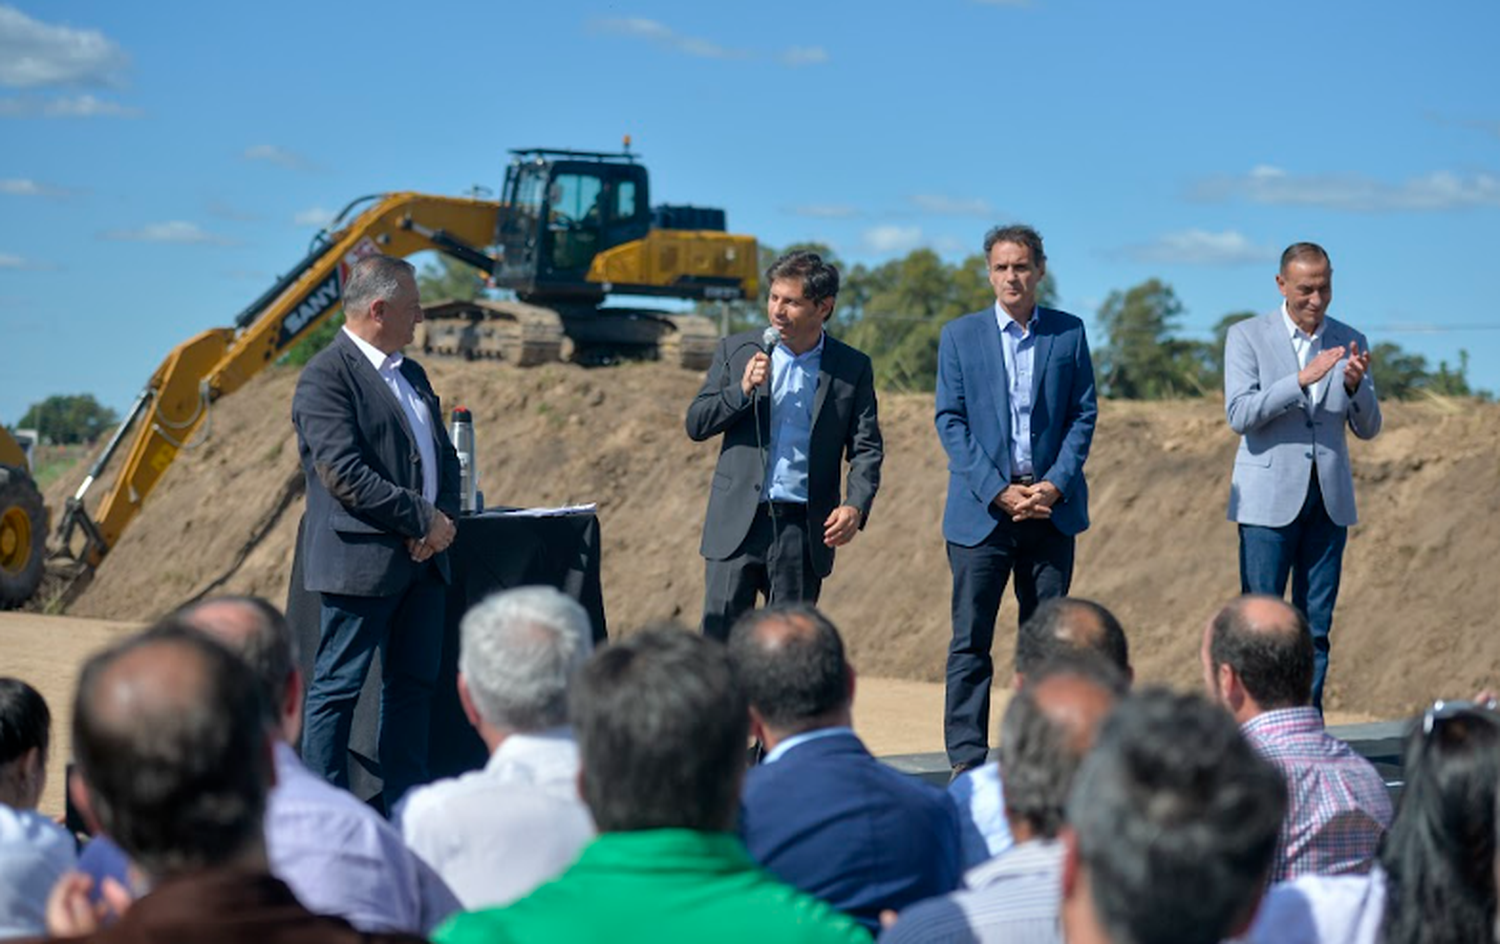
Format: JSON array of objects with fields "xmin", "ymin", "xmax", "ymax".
[{"xmin": 1422, "ymin": 698, "xmax": 1500, "ymax": 737}]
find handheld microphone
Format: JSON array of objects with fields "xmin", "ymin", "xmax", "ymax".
[{"xmin": 761, "ymin": 326, "xmax": 781, "ymax": 354}]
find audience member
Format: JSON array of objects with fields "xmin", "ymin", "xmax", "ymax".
[
  {"xmin": 48, "ymin": 625, "xmax": 428, "ymax": 943},
  {"xmin": 433, "ymin": 626, "xmax": 869, "ymax": 944},
  {"xmin": 1061, "ymin": 688, "xmax": 1286, "ymax": 944},
  {"xmin": 883, "ymin": 655, "xmax": 1125, "ymax": 943},
  {"xmin": 1203, "ymin": 595, "xmax": 1391, "ymax": 880},
  {"xmin": 730, "ymin": 604, "xmax": 960, "ymax": 933},
  {"xmin": 0, "ymin": 678, "xmax": 74, "ymax": 939},
  {"xmin": 1242, "ymin": 699, "xmax": 1500, "ymax": 944},
  {"xmin": 950, "ymin": 596, "xmax": 1131, "ymax": 869},
  {"xmin": 396, "ymin": 587, "xmax": 596, "ymax": 908}
]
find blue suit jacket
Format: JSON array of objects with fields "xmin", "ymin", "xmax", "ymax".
[
  {"xmin": 292, "ymin": 330, "xmax": 462, "ymax": 596},
  {"xmin": 738, "ymin": 732, "xmax": 961, "ymax": 934},
  {"xmin": 935, "ymin": 307, "xmax": 1098, "ymax": 545},
  {"xmin": 1224, "ymin": 310, "xmax": 1382, "ymax": 528}
]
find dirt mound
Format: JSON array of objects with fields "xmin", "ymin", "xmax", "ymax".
[{"xmin": 46, "ymin": 359, "xmax": 1500, "ymax": 718}]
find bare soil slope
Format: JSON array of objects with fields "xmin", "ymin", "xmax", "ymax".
[{"xmin": 44, "ymin": 359, "xmax": 1500, "ymax": 717}]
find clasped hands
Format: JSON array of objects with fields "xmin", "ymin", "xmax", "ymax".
[
  {"xmin": 407, "ymin": 512, "xmax": 456, "ymax": 562},
  {"xmin": 995, "ymin": 481, "xmax": 1061, "ymax": 522},
  {"xmin": 1298, "ymin": 340, "xmax": 1371, "ymax": 396}
]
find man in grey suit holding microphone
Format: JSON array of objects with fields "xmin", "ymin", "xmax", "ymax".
[
  {"xmin": 1225, "ymin": 242, "xmax": 1381, "ymax": 712},
  {"xmin": 686, "ymin": 250, "xmax": 883, "ymax": 641}
]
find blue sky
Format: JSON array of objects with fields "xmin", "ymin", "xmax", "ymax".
[{"xmin": 3, "ymin": 0, "xmax": 1498, "ymax": 426}]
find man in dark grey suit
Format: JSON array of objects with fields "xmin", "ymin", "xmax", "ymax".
[
  {"xmin": 292, "ymin": 254, "xmax": 461, "ymax": 809},
  {"xmin": 686, "ymin": 251, "xmax": 882, "ymax": 641}
]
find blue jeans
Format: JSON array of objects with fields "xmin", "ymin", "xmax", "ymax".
[
  {"xmin": 301, "ymin": 565, "xmax": 445, "ymax": 811},
  {"xmin": 1238, "ymin": 474, "xmax": 1347, "ymax": 712}
]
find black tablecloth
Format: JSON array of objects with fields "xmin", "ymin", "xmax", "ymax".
[{"xmin": 286, "ymin": 511, "xmax": 606, "ymax": 802}]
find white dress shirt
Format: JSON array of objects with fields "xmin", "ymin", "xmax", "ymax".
[
  {"xmin": 395, "ymin": 727, "xmax": 595, "ymax": 910},
  {"xmin": 0, "ymin": 803, "xmax": 76, "ymax": 939},
  {"xmin": 1239, "ymin": 866, "xmax": 1385, "ymax": 944},
  {"xmin": 883, "ymin": 839, "xmax": 1065, "ymax": 944},
  {"xmin": 343, "ymin": 326, "xmax": 438, "ymax": 503},
  {"xmin": 1282, "ymin": 303, "xmax": 1330, "ymax": 408}
]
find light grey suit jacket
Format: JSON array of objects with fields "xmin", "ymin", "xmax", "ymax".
[{"xmin": 1225, "ymin": 309, "xmax": 1381, "ymax": 528}]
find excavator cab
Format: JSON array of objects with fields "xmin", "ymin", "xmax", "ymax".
[{"xmin": 495, "ymin": 149, "xmax": 651, "ymax": 303}]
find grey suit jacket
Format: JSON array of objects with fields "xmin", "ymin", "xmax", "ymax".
[
  {"xmin": 685, "ymin": 330, "xmax": 883, "ymax": 578},
  {"xmin": 292, "ymin": 330, "xmax": 462, "ymax": 596},
  {"xmin": 1224, "ymin": 310, "xmax": 1381, "ymax": 528}
]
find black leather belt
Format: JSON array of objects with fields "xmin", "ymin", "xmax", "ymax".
[
  {"xmin": 1011, "ymin": 475, "xmax": 1035, "ymax": 486},
  {"xmin": 761, "ymin": 501, "xmax": 808, "ymax": 520}
]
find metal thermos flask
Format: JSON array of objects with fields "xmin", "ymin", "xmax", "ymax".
[{"xmin": 450, "ymin": 407, "xmax": 478, "ymax": 513}]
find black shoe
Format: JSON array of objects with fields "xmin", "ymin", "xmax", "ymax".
[{"xmin": 949, "ymin": 761, "xmax": 982, "ymax": 784}]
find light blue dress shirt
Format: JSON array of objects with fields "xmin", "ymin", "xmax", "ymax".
[
  {"xmin": 995, "ymin": 304, "xmax": 1039, "ymax": 479},
  {"xmin": 765, "ymin": 333, "xmax": 824, "ymax": 503}
]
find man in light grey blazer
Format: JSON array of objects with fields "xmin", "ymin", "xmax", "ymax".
[{"xmin": 1224, "ymin": 242, "xmax": 1381, "ymax": 711}]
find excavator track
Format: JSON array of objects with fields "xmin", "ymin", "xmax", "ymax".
[{"xmin": 421, "ymin": 301, "xmax": 719, "ymax": 371}]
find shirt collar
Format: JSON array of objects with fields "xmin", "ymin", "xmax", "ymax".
[
  {"xmin": 1241, "ymin": 705, "xmax": 1325, "ymax": 739},
  {"xmin": 774, "ymin": 330, "xmax": 825, "ymax": 364},
  {"xmin": 762, "ymin": 725, "xmax": 854, "ymax": 764},
  {"xmin": 964, "ymin": 837, "xmax": 1066, "ymax": 889},
  {"xmin": 995, "ymin": 302, "xmax": 1040, "ymax": 336},
  {"xmin": 1280, "ymin": 303, "xmax": 1322, "ymax": 342},
  {"xmin": 343, "ymin": 325, "xmax": 403, "ymax": 372}
]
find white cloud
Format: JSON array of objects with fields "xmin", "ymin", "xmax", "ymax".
[
  {"xmin": 1111, "ymin": 229, "xmax": 1277, "ymax": 266},
  {"xmin": 910, "ymin": 194, "xmax": 995, "ymax": 217},
  {"xmin": 242, "ymin": 144, "xmax": 320, "ymax": 172},
  {"xmin": 780, "ymin": 46, "xmax": 828, "ymax": 67},
  {"xmin": 1, "ymin": 176, "xmax": 72, "ymax": 197},
  {"xmin": 99, "ymin": 221, "xmax": 237, "ymax": 246},
  {"xmin": 589, "ymin": 17, "xmax": 743, "ymax": 60},
  {"xmin": 0, "ymin": 93, "xmax": 139, "ymax": 118},
  {"xmin": 205, "ymin": 200, "xmax": 260, "ymax": 222},
  {"xmin": 293, "ymin": 206, "xmax": 335, "ymax": 227},
  {"xmin": 787, "ymin": 204, "xmax": 861, "ymax": 219},
  {"xmin": 0, "ymin": 5, "xmax": 129, "ymax": 89},
  {"xmin": 862, "ymin": 224, "xmax": 924, "ymax": 255},
  {"xmin": 1192, "ymin": 165, "xmax": 1500, "ymax": 212},
  {"xmin": 589, "ymin": 17, "xmax": 819, "ymax": 67},
  {"xmin": 0, "ymin": 251, "xmax": 51, "ymax": 269}
]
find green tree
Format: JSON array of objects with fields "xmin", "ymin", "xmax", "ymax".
[
  {"xmin": 1369, "ymin": 342, "xmax": 1485, "ymax": 400},
  {"xmin": 19, "ymin": 394, "xmax": 119, "ymax": 444},
  {"xmin": 1095, "ymin": 279, "xmax": 1214, "ymax": 399},
  {"xmin": 281, "ymin": 311, "xmax": 344, "ymax": 367},
  {"xmin": 1208, "ymin": 311, "xmax": 1258, "ymax": 384},
  {"xmin": 417, "ymin": 253, "xmax": 487, "ymax": 303}
]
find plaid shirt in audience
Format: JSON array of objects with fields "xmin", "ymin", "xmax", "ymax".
[{"xmin": 1242, "ymin": 707, "xmax": 1393, "ymax": 882}]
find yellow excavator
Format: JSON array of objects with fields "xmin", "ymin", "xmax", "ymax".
[
  {"xmin": 39, "ymin": 145, "xmax": 758, "ymax": 602},
  {"xmin": 0, "ymin": 428, "xmax": 46, "ymax": 608}
]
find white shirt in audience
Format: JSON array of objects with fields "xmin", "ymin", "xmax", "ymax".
[
  {"xmin": 0, "ymin": 802, "xmax": 76, "ymax": 939},
  {"xmin": 395, "ymin": 727, "xmax": 595, "ymax": 909},
  {"xmin": 1238, "ymin": 866, "xmax": 1385, "ymax": 944}
]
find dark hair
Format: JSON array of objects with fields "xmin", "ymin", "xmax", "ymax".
[
  {"xmin": 1015, "ymin": 597, "xmax": 1129, "ymax": 680},
  {"xmin": 570, "ymin": 626, "xmax": 748, "ymax": 833},
  {"xmin": 175, "ymin": 596, "xmax": 295, "ymax": 726},
  {"xmin": 1209, "ymin": 596, "xmax": 1313, "ymax": 710},
  {"xmin": 1068, "ymin": 688, "xmax": 1286, "ymax": 944},
  {"xmin": 765, "ymin": 250, "xmax": 839, "ymax": 303},
  {"xmin": 1376, "ymin": 706, "xmax": 1500, "ymax": 944},
  {"xmin": 998, "ymin": 655, "xmax": 1124, "ymax": 838},
  {"xmin": 1279, "ymin": 242, "xmax": 1330, "ymax": 273},
  {"xmin": 0, "ymin": 677, "xmax": 50, "ymax": 766},
  {"xmin": 727, "ymin": 603, "xmax": 849, "ymax": 734},
  {"xmin": 73, "ymin": 625, "xmax": 271, "ymax": 879},
  {"xmin": 983, "ymin": 224, "xmax": 1046, "ymax": 264}
]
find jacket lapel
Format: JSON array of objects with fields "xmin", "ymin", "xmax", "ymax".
[
  {"xmin": 979, "ymin": 312, "xmax": 1012, "ymax": 450},
  {"xmin": 811, "ymin": 333, "xmax": 837, "ymax": 432},
  {"xmin": 1029, "ymin": 309, "xmax": 1056, "ymax": 404},
  {"xmin": 1264, "ymin": 311, "xmax": 1302, "ymax": 384},
  {"xmin": 339, "ymin": 332, "xmax": 417, "ymax": 448}
]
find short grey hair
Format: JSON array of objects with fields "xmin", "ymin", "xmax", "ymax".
[
  {"xmin": 343, "ymin": 255, "xmax": 415, "ymax": 320},
  {"xmin": 459, "ymin": 586, "xmax": 593, "ymax": 732}
]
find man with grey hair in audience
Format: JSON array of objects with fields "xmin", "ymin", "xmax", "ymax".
[
  {"xmin": 395, "ymin": 586, "xmax": 596, "ymax": 909},
  {"xmin": 1060, "ymin": 688, "xmax": 1286, "ymax": 944},
  {"xmin": 883, "ymin": 653, "xmax": 1126, "ymax": 943},
  {"xmin": 950, "ymin": 596, "xmax": 1131, "ymax": 869}
]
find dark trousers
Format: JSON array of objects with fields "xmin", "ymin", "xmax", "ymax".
[
  {"xmin": 1239, "ymin": 474, "xmax": 1346, "ymax": 712},
  {"xmin": 945, "ymin": 518, "xmax": 1074, "ymax": 768},
  {"xmin": 701, "ymin": 503, "xmax": 822, "ymax": 642},
  {"xmin": 301, "ymin": 563, "xmax": 445, "ymax": 812}
]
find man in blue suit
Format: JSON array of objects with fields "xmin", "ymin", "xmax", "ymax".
[
  {"xmin": 936, "ymin": 224, "xmax": 1098, "ymax": 778},
  {"xmin": 1224, "ymin": 242, "xmax": 1381, "ymax": 712},
  {"xmin": 730, "ymin": 603, "xmax": 961, "ymax": 934},
  {"xmin": 293, "ymin": 255, "xmax": 461, "ymax": 810}
]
